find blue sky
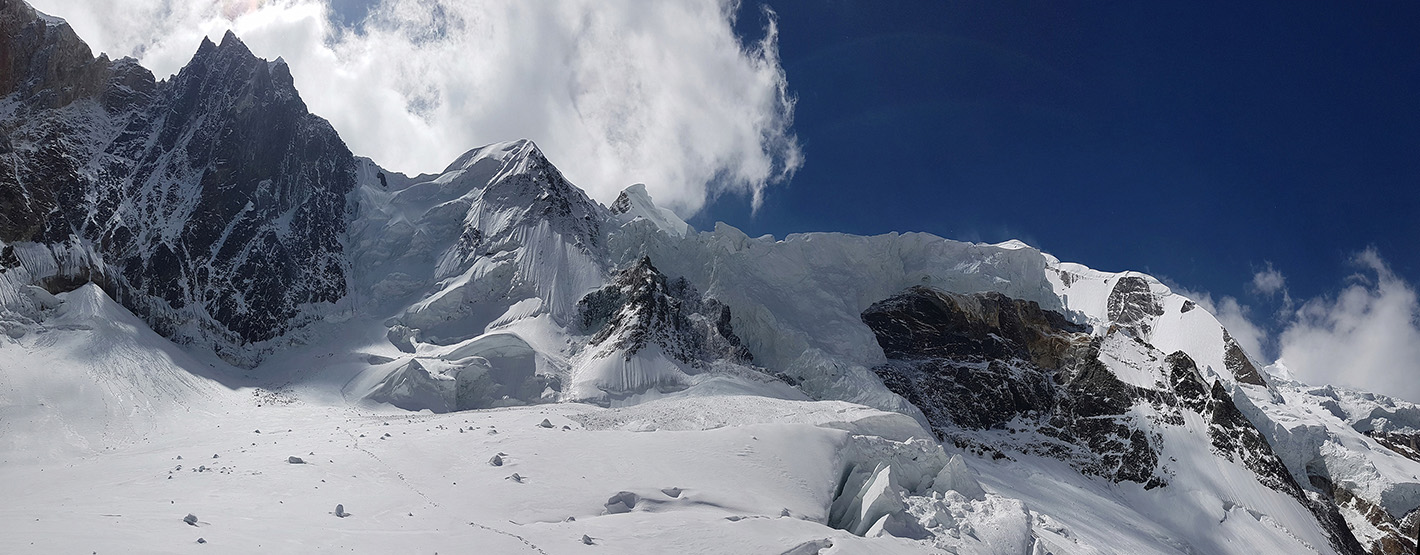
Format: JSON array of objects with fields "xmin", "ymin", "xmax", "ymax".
[{"xmin": 702, "ymin": 2, "xmax": 1418, "ymax": 316}]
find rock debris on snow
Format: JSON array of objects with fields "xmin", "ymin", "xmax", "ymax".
[{"xmin": 605, "ymin": 491, "xmax": 638, "ymax": 514}]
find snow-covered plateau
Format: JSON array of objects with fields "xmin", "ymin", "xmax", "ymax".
[{"xmin": 3, "ymin": 2, "xmax": 1420, "ymax": 553}]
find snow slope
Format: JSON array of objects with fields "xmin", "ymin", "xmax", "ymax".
[
  {"xmin": 6, "ymin": 5, "xmax": 1420, "ymax": 552},
  {"xmin": 1, "ymin": 284, "xmax": 1064, "ymax": 554}
]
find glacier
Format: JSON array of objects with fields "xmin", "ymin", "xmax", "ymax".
[{"xmin": 4, "ymin": 2, "xmax": 1420, "ymax": 553}]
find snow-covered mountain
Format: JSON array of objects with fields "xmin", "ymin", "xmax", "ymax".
[
  {"xmin": 4, "ymin": 3, "xmax": 1420, "ymax": 553},
  {"xmin": 1, "ymin": 0, "xmax": 353, "ymax": 365}
]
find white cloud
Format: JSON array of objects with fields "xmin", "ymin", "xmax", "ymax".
[
  {"xmin": 1278, "ymin": 249, "xmax": 1420, "ymax": 402},
  {"xmin": 27, "ymin": 0, "xmax": 802, "ymax": 215},
  {"xmin": 1250, "ymin": 262, "xmax": 1286, "ymax": 297}
]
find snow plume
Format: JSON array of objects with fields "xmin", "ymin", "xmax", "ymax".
[
  {"xmin": 28, "ymin": 0, "xmax": 802, "ymax": 215},
  {"xmin": 1279, "ymin": 249, "xmax": 1420, "ymax": 402}
]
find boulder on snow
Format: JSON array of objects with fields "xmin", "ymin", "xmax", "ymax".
[
  {"xmin": 183, "ymin": 513, "xmax": 198, "ymax": 526},
  {"xmin": 605, "ymin": 491, "xmax": 639, "ymax": 514},
  {"xmin": 287, "ymin": 456, "xmax": 305, "ymax": 464},
  {"xmin": 488, "ymin": 454, "xmax": 504, "ymax": 466},
  {"xmin": 335, "ymin": 504, "xmax": 347, "ymax": 517},
  {"xmin": 538, "ymin": 418, "xmax": 554, "ymax": 428},
  {"xmin": 582, "ymin": 534, "xmax": 595, "ymax": 545}
]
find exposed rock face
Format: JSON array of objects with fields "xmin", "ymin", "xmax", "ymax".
[
  {"xmin": 863, "ymin": 286, "xmax": 1164, "ymax": 487},
  {"xmin": 1311, "ymin": 473, "xmax": 1408, "ymax": 555},
  {"xmin": 0, "ymin": 0, "xmax": 116, "ymax": 112},
  {"xmin": 864, "ymin": 286, "xmax": 1367, "ymax": 554},
  {"xmin": 102, "ymin": 32, "xmax": 354, "ymax": 348},
  {"xmin": 1169, "ymin": 352, "xmax": 1294, "ymax": 494},
  {"xmin": 578, "ymin": 256, "xmax": 751, "ymax": 367},
  {"xmin": 863, "ymin": 286, "xmax": 1085, "ymax": 370},
  {"xmin": 1, "ymin": 0, "xmax": 145, "ymax": 243},
  {"xmin": 1105, "ymin": 275, "xmax": 1163, "ymax": 338},
  {"xmin": 1222, "ymin": 329, "xmax": 1267, "ymax": 386},
  {"xmin": 2, "ymin": 3, "xmax": 355, "ymax": 363},
  {"xmin": 608, "ymin": 189, "xmax": 634, "ymax": 215}
]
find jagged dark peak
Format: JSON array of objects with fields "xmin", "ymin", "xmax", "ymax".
[
  {"xmin": 192, "ymin": 30, "xmax": 251, "ymax": 57},
  {"xmin": 173, "ymin": 29, "xmax": 301, "ymax": 108},
  {"xmin": 218, "ymin": 29, "xmax": 246, "ymax": 51},
  {"xmin": 0, "ymin": 0, "xmax": 115, "ymax": 109}
]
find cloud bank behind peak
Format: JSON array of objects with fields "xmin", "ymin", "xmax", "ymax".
[{"xmin": 31, "ymin": 0, "xmax": 802, "ymax": 215}]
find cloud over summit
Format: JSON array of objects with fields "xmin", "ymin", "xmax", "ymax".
[
  {"xmin": 1279, "ymin": 249, "xmax": 1420, "ymax": 402},
  {"xmin": 31, "ymin": 0, "xmax": 802, "ymax": 215}
]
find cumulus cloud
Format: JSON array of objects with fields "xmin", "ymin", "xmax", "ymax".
[
  {"xmin": 1250, "ymin": 262, "xmax": 1286, "ymax": 297},
  {"xmin": 1278, "ymin": 249, "xmax": 1420, "ymax": 402},
  {"xmin": 28, "ymin": 0, "xmax": 802, "ymax": 215}
]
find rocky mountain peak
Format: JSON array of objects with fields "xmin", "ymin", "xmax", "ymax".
[
  {"xmin": 577, "ymin": 256, "xmax": 751, "ymax": 367},
  {"xmin": 0, "ymin": 0, "xmax": 114, "ymax": 110},
  {"xmin": 477, "ymin": 138, "xmax": 604, "ymax": 252},
  {"xmin": 1, "ymin": 12, "xmax": 355, "ymax": 363}
]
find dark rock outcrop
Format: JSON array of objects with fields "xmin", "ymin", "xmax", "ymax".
[
  {"xmin": 864, "ymin": 286, "xmax": 1367, "ymax": 553},
  {"xmin": 863, "ymin": 286, "xmax": 1164, "ymax": 486},
  {"xmin": 578, "ymin": 256, "xmax": 751, "ymax": 367},
  {"xmin": 1222, "ymin": 329, "xmax": 1267, "ymax": 386},
  {"xmin": 2, "ymin": 3, "xmax": 355, "ymax": 362},
  {"xmin": 1106, "ymin": 276, "xmax": 1163, "ymax": 338}
]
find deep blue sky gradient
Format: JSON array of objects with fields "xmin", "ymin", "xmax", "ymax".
[{"xmin": 700, "ymin": 2, "xmax": 1419, "ymax": 312}]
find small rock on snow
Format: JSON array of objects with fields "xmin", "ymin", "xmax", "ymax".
[
  {"xmin": 335, "ymin": 504, "xmax": 347, "ymax": 518},
  {"xmin": 488, "ymin": 454, "xmax": 503, "ymax": 466},
  {"xmin": 287, "ymin": 456, "xmax": 304, "ymax": 464},
  {"xmin": 537, "ymin": 418, "xmax": 554, "ymax": 428},
  {"xmin": 183, "ymin": 514, "xmax": 198, "ymax": 526},
  {"xmin": 582, "ymin": 534, "xmax": 595, "ymax": 545},
  {"xmin": 197, "ymin": 537, "xmax": 206, "ymax": 544}
]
